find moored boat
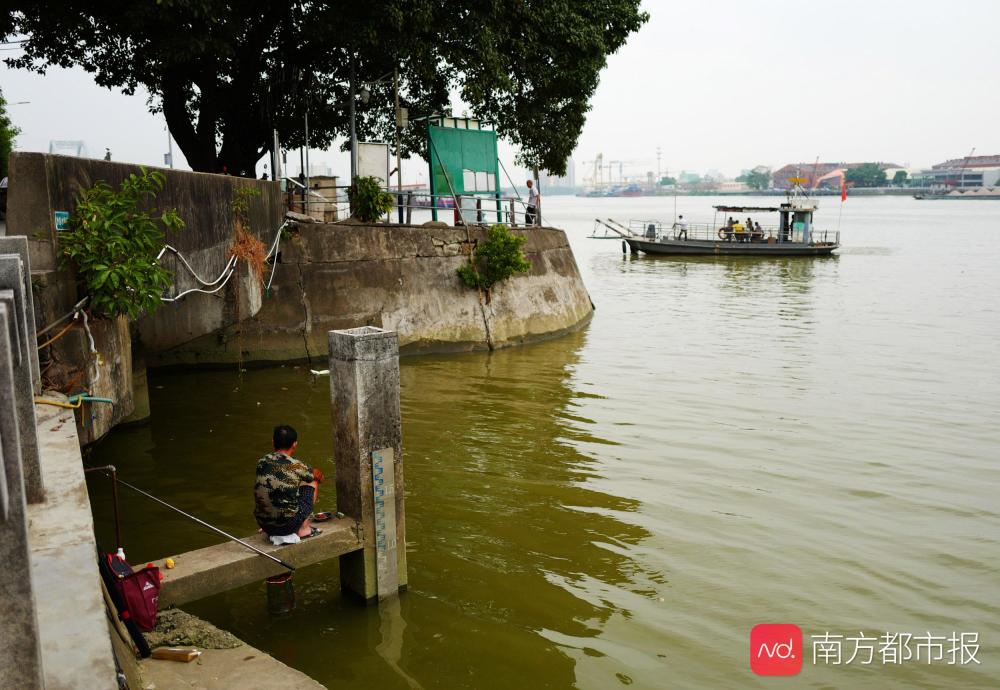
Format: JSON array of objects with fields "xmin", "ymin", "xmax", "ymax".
[{"xmin": 593, "ymin": 191, "xmax": 839, "ymax": 256}]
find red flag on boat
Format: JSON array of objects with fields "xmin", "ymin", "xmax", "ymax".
[{"xmin": 840, "ymin": 175, "xmax": 847, "ymax": 202}]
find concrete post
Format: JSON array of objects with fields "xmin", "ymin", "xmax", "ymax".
[
  {"xmin": 0, "ymin": 255, "xmax": 43, "ymax": 503},
  {"xmin": 0, "ymin": 238, "xmax": 41, "ymax": 394},
  {"xmin": 328, "ymin": 326, "xmax": 406, "ymax": 603},
  {"xmin": 0, "ymin": 304, "xmax": 45, "ymax": 689}
]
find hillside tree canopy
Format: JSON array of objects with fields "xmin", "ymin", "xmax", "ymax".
[{"xmin": 5, "ymin": 1, "xmax": 648, "ymax": 177}]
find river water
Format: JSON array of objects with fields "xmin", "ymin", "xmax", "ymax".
[{"xmin": 86, "ymin": 195, "xmax": 999, "ymax": 689}]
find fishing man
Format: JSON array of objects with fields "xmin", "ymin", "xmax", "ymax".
[{"xmin": 254, "ymin": 424, "xmax": 323, "ymax": 541}]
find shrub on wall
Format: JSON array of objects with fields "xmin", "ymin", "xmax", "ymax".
[
  {"xmin": 349, "ymin": 176, "xmax": 395, "ymax": 223},
  {"xmin": 62, "ymin": 167, "xmax": 185, "ymax": 319},
  {"xmin": 457, "ymin": 224, "xmax": 531, "ymax": 292}
]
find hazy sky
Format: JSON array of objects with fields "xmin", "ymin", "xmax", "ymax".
[{"xmin": 3, "ymin": 0, "xmax": 999, "ymax": 183}]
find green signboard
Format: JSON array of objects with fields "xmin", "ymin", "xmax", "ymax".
[{"xmin": 427, "ymin": 119, "xmax": 501, "ymax": 221}]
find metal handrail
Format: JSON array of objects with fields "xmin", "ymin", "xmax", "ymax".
[
  {"xmin": 621, "ymin": 218, "xmax": 840, "ymax": 245},
  {"xmin": 282, "ymin": 184, "xmax": 541, "ymax": 227}
]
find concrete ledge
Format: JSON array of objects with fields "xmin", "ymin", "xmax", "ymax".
[
  {"xmin": 139, "ymin": 613, "xmax": 325, "ymax": 690},
  {"xmin": 28, "ymin": 395, "xmax": 117, "ymax": 688},
  {"xmin": 153, "ymin": 517, "xmax": 362, "ymax": 606}
]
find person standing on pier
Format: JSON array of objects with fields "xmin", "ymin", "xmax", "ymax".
[
  {"xmin": 526, "ymin": 179, "xmax": 540, "ymax": 225},
  {"xmin": 254, "ymin": 425, "xmax": 323, "ymax": 542}
]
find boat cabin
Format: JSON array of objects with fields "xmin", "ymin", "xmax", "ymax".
[{"xmin": 713, "ymin": 202, "xmax": 819, "ymax": 244}]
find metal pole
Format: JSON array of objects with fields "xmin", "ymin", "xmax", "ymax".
[
  {"xmin": 166, "ymin": 127, "xmax": 174, "ymax": 169},
  {"xmin": 84, "ymin": 466, "xmax": 122, "ymax": 550},
  {"xmin": 304, "ymin": 110, "xmax": 311, "ymax": 216},
  {"xmin": 394, "ymin": 67, "xmax": 403, "ymax": 223},
  {"xmin": 272, "ymin": 129, "xmax": 282, "ymax": 181},
  {"xmin": 349, "ymin": 56, "xmax": 358, "ymax": 183},
  {"xmin": 98, "ymin": 471, "xmax": 296, "ymax": 571}
]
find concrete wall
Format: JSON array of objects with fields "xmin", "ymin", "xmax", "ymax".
[
  {"xmin": 149, "ymin": 222, "xmax": 595, "ymax": 366},
  {"xmin": 6, "ymin": 152, "xmax": 282, "ymax": 349}
]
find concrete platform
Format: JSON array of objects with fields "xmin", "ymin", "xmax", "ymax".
[
  {"xmin": 139, "ymin": 611, "xmax": 326, "ymax": 690},
  {"xmin": 153, "ymin": 518, "xmax": 362, "ymax": 606},
  {"xmin": 141, "ymin": 646, "xmax": 327, "ymax": 690},
  {"xmin": 28, "ymin": 397, "xmax": 118, "ymax": 688}
]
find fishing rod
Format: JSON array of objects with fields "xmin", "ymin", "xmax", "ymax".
[{"xmin": 88, "ymin": 467, "xmax": 295, "ymax": 572}]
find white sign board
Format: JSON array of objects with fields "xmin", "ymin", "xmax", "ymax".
[{"xmin": 358, "ymin": 142, "xmax": 391, "ymax": 186}]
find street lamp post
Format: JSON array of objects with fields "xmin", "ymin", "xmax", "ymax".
[{"xmin": 349, "ymin": 57, "xmax": 358, "ymax": 183}]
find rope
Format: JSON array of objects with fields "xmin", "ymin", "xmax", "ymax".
[
  {"xmin": 160, "ymin": 263, "xmax": 238, "ymax": 302},
  {"xmin": 36, "ymin": 297, "xmax": 89, "ymax": 337},
  {"xmin": 34, "ymin": 397, "xmax": 83, "ymax": 409},
  {"xmin": 37, "ymin": 320, "xmax": 75, "ymax": 350},
  {"xmin": 157, "ymin": 221, "xmax": 286, "ymax": 301},
  {"xmin": 156, "ymin": 245, "xmax": 236, "ymax": 287}
]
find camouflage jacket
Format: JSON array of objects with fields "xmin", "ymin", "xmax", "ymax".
[{"xmin": 254, "ymin": 452, "xmax": 315, "ymax": 527}]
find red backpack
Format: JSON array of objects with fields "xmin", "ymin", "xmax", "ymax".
[{"xmin": 108, "ymin": 555, "xmax": 161, "ymax": 632}]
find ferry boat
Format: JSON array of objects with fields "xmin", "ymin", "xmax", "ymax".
[{"xmin": 592, "ymin": 192, "xmax": 839, "ymax": 257}]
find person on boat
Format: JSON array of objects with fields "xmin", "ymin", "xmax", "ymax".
[
  {"xmin": 732, "ymin": 219, "xmax": 746, "ymax": 241},
  {"xmin": 254, "ymin": 425, "xmax": 323, "ymax": 541},
  {"xmin": 721, "ymin": 217, "xmax": 735, "ymax": 241},
  {"xmin": 675, "ymin": 215, "xmax": 688, "ymax": 240},
  {"xmin": 753, "ymin": 221, "xmax": 764, "ymax": 240}
]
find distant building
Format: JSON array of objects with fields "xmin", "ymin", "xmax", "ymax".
[
  {"xmin": 540, "ymin": 159, "xmax": 576, "ymax": 190},
  {"xmin": 48, "ymin": 140, "xmax": 88, "ymax": 158},
  {"xmin": 919, "ymin": 154, "xmax": 1000, "ymax": 189},
  {"xmin": 718, "ymin": 180, "xmax": 749, "ymax": 192},
  {"xmin": 772, "ymin": 162, "xmax": 902, "ymax": 189}
]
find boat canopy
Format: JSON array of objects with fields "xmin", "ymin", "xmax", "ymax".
[
  {"xmin": 713, "ymin": 203, "xmax": 818, "ymax": 213},
  {"xmin": 713, "ymin": 205, "xmax": 782, "ymax": 213}
]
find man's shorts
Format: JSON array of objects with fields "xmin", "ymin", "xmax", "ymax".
[{"xmin": 260, "ymin": 486, "xmax": 315, "ymax": 537}]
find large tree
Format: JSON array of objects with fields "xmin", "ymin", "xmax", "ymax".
[
  {"xmin": 845, "ymin": 163, "xmax": 887, "ymax": 188},
  {"xmin": 5, "ymin": 1, "xmax": 647, "ymax": 177},
  {"xmin": 736, "ymin": 168, "xmax": 771, "ymax": 191}
]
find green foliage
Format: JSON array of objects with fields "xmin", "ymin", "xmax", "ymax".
[
  {"xmin": 737, "ymin": 168, "xmax": 772, "ymax": 190},
  {"xmin": 845, "ymin": 163, "xmax": 887, "ymax": 188},
  {"xmin": 457, "ymin": 224, "xmax": 531, "ymax": 291},
  {"xmin": 62, "ymin": 167, "xmax": 185, "ymax": 319},
  {"xmin": 892, "ymin": 170, "xmax": 908, "ymax": 186},
  {"xmin": 349, "ymin": 176, "xmax": 394, "ymax": 223},
  {"xmin": 0, "ymin": 88, "xmax": 20, "ymax": 179},
  {"xmin": 232, "ymin": 186, "xmax": 261, "ymax": 224},
  {"xmin": 658, "ymin": 176, "xmax": 676, "ymax": 186},
  {"xmin": 4, "ymin": 1, "xmax": 647, "ymax": 177}
]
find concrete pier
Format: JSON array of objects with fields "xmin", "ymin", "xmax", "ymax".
[
  {"xmin": 0, "ymin": 304, "xmax": 45, "ymax": 690},
  {"xmin": 0, "ymin": 253, "xmax": 43, "ymax": 502},
  {"xmin": 329, "ymin": 326, "xmax": 407, "ymax": 602},
  {"xmin": 29, "ymin": 396, "xmax": 117, "ymax": 688},
  {"xmin": 152, "ymin": 517, "xmax": 362, "ymax": 607},
  {"xmin": 0, "ymin": 236, "xmax": 41, "ymax": 393}
]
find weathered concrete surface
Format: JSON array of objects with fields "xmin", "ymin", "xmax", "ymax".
[
  {"xmin": 6, "ymin": 151, "xmax": 282, "ymax": 354},
  {"xmin": 140, "ymin": 610, "xmax": 324, "ymax": 689},
  {"xmin": 49, "ymin": 315, "xmax": 135, "ymax": 445},
  {"xmin": 0, "ymin": 255, "xmax": 43, "ymax": 502},
  {"xmin": 0, "ymin": 304, "xmax": 45, "ymax": 690},
  {"xmin": 329, "ymin": 327, "xmax": 406, "ymax": 602},
  {"xmin": 0, "ymin": 236, "xmax": 41, "ymax": 392},
  {"xmin": 122, "ymin": 348, "xmax": 151, "ymax": 425},
  {"xmin": 28, "ymin": 394, "xmax": 118, "ymax": 689},
  {"xmin": 141, "ymin": 642, "xmax": 326, "ymax": 690},
  {"xmin": 150, "ymin": 223, "xmax": 594, "ymax": 365},
  {"xmin": 152, "ymin": 517, "xmax": 361, "ymax": 606}
]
